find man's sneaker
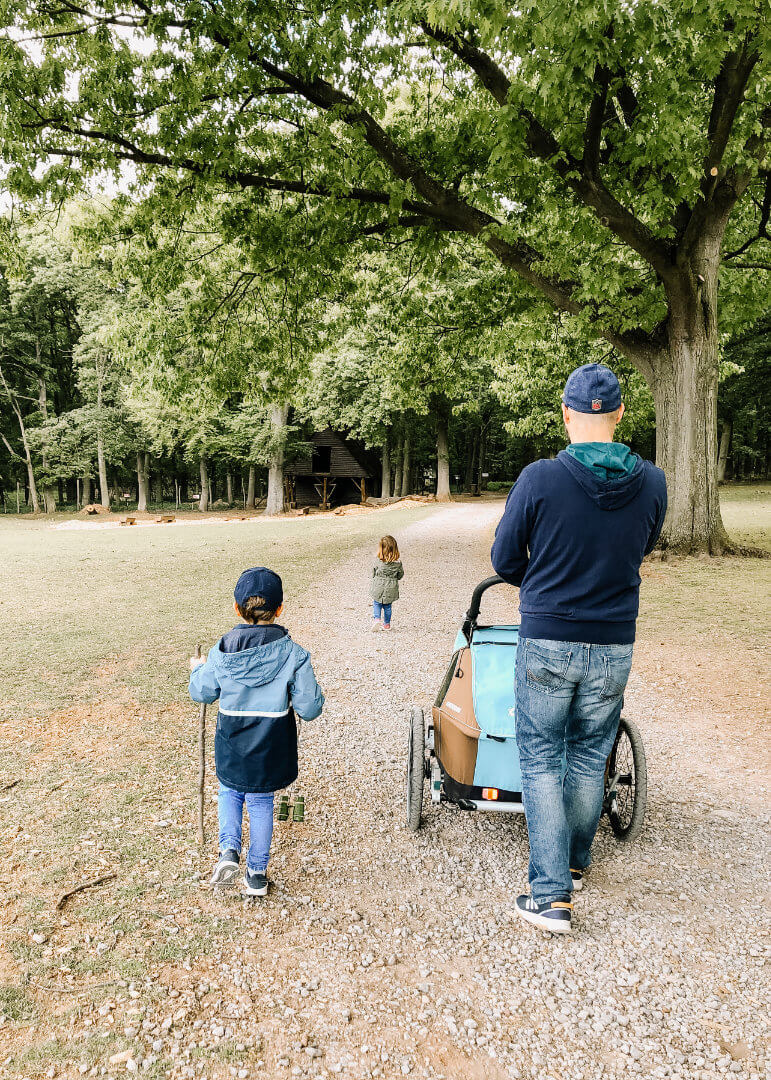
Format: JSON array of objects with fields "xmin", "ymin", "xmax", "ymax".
[
  {"xmin": 515, "ymin": 894, "xmax": 572, "ymax": 934},
  {"xmin": 209, "ymin": 849, "xmax": 240, "ymax": 886},
  {"xmin": 243, "ymin": 869, "xmax": 269, "ymax": 897},
  {"xmin": 371, "ymin": 619, "xmax": 381, "ymax": 632},
  {"xmin": 570, "ymin": 869, "xmax": 584, "ymax": 892}
]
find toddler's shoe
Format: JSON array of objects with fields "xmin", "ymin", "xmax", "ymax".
[
  {"xmin": 515, "ymin": 894, "xmax": 572, "ymax": 934},
  {"xmin": 382, "ymin": 623, "xmax": 392, "ymax": 630},
  {"xmin": 243, "ymin": 869, "xmax": 269, "ymax": 897},
  {"xmin": 209, "ymin": 849, "xmax": 240, "ymax": 886},
  {"xmin": 371, "ymin": 619, "xmax": 381, "ymax": 632}
]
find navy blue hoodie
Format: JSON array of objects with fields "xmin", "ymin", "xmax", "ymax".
[{"xmin": 491, "ymin": 449, "xmax": 667, "ymax": 644}]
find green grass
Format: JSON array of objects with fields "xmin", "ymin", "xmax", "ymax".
[
  {"xmin": 0, "ymin": 985, "xmax": 38, "ymax": 1022},
  {"xmin": 0, "ymin": 506, "xmax": 432, "ymax": 715},
  {"xmin": 719, "ymin": 481, "xmax": 771, "ymax": 553},
  {"xmin": 0, "ymin": 503, "xmax": 435, "ymax": 1072}
]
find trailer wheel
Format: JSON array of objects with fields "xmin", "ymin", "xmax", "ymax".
[
  {"xmin": 605, "ymin": 716, "xmax": 647, "ymax": 842},
  {"xmin": 406, "ymin": 706, "xmax": 425, "ymax": 832}
]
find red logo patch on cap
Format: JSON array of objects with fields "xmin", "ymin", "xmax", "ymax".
[{"xmin": 591, "ymin": 398, "xmax": 602, "ymax": 411}]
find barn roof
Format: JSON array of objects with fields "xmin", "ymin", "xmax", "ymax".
[{"xmin": 287, "ymin": 428, "xmax": 373, "ymax": 478}]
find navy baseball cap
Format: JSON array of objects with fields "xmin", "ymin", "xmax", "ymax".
[
  {"xmin": 562, "ymin": 363, "xmax": 622, "ymax": 414},
  {"xmin": 234, "ymin": 567, "xmax": 283, "ymax": 610}
]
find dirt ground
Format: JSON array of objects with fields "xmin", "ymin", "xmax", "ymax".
[{"xmin": 0, "ymin": 495, "xmax": 768, "ymax": 1080}]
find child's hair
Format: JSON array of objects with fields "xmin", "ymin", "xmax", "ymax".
[
  {"xmin": 378, "ymin": 535, "xmax": 400, "ymax": 562},
  {"xmin": 237, "ymin": 596, "xmax": 278, "ymax": 624}
]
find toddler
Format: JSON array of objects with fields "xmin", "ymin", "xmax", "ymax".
[{"xmin": 370, "ymin": 535, "xmax": 404, "ymax": 631}]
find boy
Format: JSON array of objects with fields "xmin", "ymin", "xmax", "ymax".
[{"xmin": 189, "ymin": 566, "xmax": 324, "ymax": 896}]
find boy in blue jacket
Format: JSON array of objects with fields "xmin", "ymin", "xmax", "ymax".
[{"xmin": 189, "ymin": 566, "xmax": 324, "ymax": 896}]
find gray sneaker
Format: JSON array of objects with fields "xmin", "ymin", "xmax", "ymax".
[
  {"xmin": 243, "ymin": 869, "xmax": 269, "ymax": 897},
  {"xmin": 209, "ymin": 849, "xmax": 240, "ymax": 886}
]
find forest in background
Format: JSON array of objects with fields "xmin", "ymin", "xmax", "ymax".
[
  {"xmin": 0, "ymin": 0, "xmax": 769, "ymax": 535},
  {"xmin": 0, "ymin": 203, "xmax": 767, "ymax": 516}
]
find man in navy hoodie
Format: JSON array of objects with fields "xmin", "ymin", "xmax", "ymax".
[{"xmin": 491, "ymin": 363, "xmax": 666, "ymax": 934}]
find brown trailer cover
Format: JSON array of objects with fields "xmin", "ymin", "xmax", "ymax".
[{"xmin": 431, "ymin": 647, "xmax": 481, "ymax": 786}]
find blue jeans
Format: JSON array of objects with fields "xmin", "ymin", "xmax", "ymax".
[
  {"xmin": 373, "ymin": 601, "xmax": 392, "ymax": 625},
  {"xmin": 217, "ymin": 783, "xmax": 274, "ymax": 873},
  {"xmin": 515, "ymin": 638, "xmax": 633, "ymax": 903}
]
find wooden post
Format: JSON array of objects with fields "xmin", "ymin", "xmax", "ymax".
[
  {"xmin": 322, "ymin": 476, "xmax": 327, "ymax": 509},
  {"xmin": 16, "ymin": 482, "xmax": 20, "ymax": 514},
  {"xmin": 195, "ymin": 644, "xmax": 206, "ymax": 846},
  {"xmin": 361, "ymin": 478, "xmax": 366, "ymax": 504}
]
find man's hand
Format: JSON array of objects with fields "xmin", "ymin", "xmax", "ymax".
[{"xmin": 190, "ymin": 656, "xmax": 205, "ymax": 671}]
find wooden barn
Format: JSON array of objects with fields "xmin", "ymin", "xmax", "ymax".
[{"xmin": 285, "ymin": 429, "xmax": 376, "ymax": 509}]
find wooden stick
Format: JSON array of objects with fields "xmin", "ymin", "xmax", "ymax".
[
  {"xmin": 55, "ymin": 872, "xmax": 116, "ymax": 911},
  {"xmin": 195, "ymin": 643, "xmax": 207, "ymax": 846},
  {"xmin": 0, "ymin": 779, "xmax": 20, "ymax": 792}
]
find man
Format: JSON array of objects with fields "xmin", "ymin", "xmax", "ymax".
[{"xmin": 491, "ymin": 363, "xmax": 667, "ymax": 934}]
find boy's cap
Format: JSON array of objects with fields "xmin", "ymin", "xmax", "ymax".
[
  {"xmin": 234, "ymin": 567, "xmax": 283, "ymax": 610},
  {"xmin": 563, "ymin": 363, "xmax": 622, "ymax": 414}
]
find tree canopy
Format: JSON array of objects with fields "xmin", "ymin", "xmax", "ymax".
[{"xmin": 0, "ymin": 2, "xmax": 768, "ymax": 541}]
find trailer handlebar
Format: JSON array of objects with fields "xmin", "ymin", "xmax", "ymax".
[{"xmin": 462, "ymin": 575, "xmax": 506, "ymax": 637}]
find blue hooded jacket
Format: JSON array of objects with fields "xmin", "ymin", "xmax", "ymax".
[
  {"xmin": 491, "ymin": 447, "xmax": 667, "ymax": 644},
  {"xmin": 189, "ymin": 625, "xmax": 324, "ymax": 793}
]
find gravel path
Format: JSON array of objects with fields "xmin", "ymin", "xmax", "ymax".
[{"xmin": 163, "ymin": 504, "xmax": 769, "ymax": 1080}]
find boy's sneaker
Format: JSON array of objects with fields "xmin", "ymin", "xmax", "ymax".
[
  {"xmin": 382, "ymin": 623, "xmax": 392, "ymax": 631},
  {"xmin": 515, "ymin": 894, "xmax": 572, "ymax": 934},
  {"xmin": 570, "ymin": 868, "xmax": 584, "ymax": 891},
  {"xmin": 243, "ymin": 869, "xmax": 269, "ymax": 897},
  {"xmin": 209, "ymin": 849, "xmax": 240, "ymax": 886},
  {"xmin": 371, "ymin": 619, "xmax": 381, "ymax": 632}
]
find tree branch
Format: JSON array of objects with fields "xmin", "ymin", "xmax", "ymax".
[
  {"xmin": 583, "ymin": 67, "xmax": 610, "ymax": 178},
  {"xmin": 724, "ymin": 172, "xmax": 771, "ymax": 259},
  {"xmin": 678, "ymin": 36, "xmax": 763, "ymax": 253},
  {"xmin": 419, "ymin": 22, "xmax": 674, "ymax": 279}
]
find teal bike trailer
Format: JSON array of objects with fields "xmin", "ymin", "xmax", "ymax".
[{"xmin": 406, "ymin": 576, "xmax": 647, "ymax": 841}]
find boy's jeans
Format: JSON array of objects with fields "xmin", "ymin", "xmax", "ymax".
[
  {"xmin": 515, "ymin": 638, "xmax": 634, "ymax": 904},
  {"xmin": 217, "ymin": 783, "xmax": 274, "ymax": 873},
  {"xmin": 373, "ymin": 601, "xmax": 392, "ymax": 625}
]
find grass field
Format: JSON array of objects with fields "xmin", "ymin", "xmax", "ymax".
[
  {"xmin": 0, "ymin": 487, "xmax": 767, "ymax": 1078},
  {"xmin": 0, "ymin": 506, "xmax": 434, "ymax": 717}
]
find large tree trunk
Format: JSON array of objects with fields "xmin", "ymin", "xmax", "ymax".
[
  {"xmin": 653, "ymin": 262, "xmax": 728, "ymax": 553},
  {"xmin": 96, "ymin": 433, "xmax": 109, "ymax": 508},
  {"xmin": 137, "ymin": 452, "xmax": 150, "ymax": 512},
  {"xmin": 20, "ymin": 427, "xmax": 40, "ymax": 513},
  {"xmin": 198, "ymin": 459, "xmax": 209, "ymax": 512},
  {"xmin": 399, "ymin": 431, "xmax": 411, "ymax": 497},
  {"xmin": 717, "ymin": 420, "xmax": 732, "ymax": 484},
  {"xmin": 265, "ymin": 403, "xmax": 289, "ymax": 516},
  {"xmin": 82, "ymin": 474, "xmax": 92, "ymax": 507},
  {"xmin": 38, "ymin": 376, "xmax": 57, "ymax": 513},
  {"xmin": 380, "ymin": 437, "xmax": 390, "ymax": 499},
  {"xmin": 246, "ymin": 465, "xmax": 256, "ymax": 508},
  {"xmin": 96, "ymin": 381, "xmax": 110, "ymax": 508},
  {"xmin": 393, "ymin": 433, "xmax": 403, "ymax": 499},
  {"xmin": 436, "ymin": 416, "xmax": 451, "ymax": 501},
  {"xmin": 226, "ymin": 471, "xmax": 234, "ymax": 505},
  {"xmin": 465, "ymin": 428, "xmax": 479, "ymax": 492}
]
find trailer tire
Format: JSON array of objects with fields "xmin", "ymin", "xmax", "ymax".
[
  {"xmin": 406, "ymin": 706, "xmax": 425, "ymax": 832},
  {"xmin": 605, "ymin": 716, "xmax": 647, "ymax": 842}
]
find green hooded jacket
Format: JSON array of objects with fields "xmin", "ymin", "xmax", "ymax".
[{"xmin": 370, "ymin": 559, "xmax": 404, "ymax": 604}]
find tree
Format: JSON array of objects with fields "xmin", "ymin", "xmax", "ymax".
[
  {"xmin": 718, "ymin": 314, "xmax": 771, "ymax": 481},
  {"xmin": 2, "ymin": 1, "xmax": 768, "ymax": 547}
]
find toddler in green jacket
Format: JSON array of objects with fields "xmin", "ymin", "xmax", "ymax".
[{"xmin": 370, "ymin": 534, "xmax": 404, "ymax": 631}]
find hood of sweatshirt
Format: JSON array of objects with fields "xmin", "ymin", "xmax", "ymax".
[
  {"xmin": 376, "ymin": 560, "xmax": 403, "ymax": 578},
  {"xmin": 211, "ymin": 629, "xmax": 294, "ymax": 687},
  {"xmin": 558, "ymin": 445, "xmax": 646, "ymax": 509}
]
